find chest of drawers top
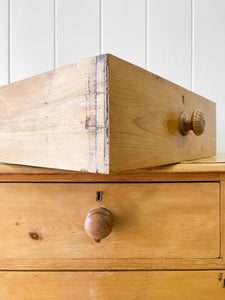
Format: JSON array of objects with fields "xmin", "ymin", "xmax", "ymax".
[{"xmin": 0, "ymin": 153, "xmax": 223, "ymax": 182}]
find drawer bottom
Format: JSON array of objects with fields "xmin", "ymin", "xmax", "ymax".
[{"xmin": 0, "ymin": 271, "xmax": 224, "ymax": 299}]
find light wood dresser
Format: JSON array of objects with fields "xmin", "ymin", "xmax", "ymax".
[{"xmin": 0, "ymin": 154, "xmax": 224, "ymax": 299}]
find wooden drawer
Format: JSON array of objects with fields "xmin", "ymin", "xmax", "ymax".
[
  {"xmin": 0, "ymin": 54, "xmax": 216, "ymax": 173},
  {"xmin": 0, "ymin": 271, "xmax": 224, "ymax": 299},
  {"xmin": 0, "ymin": 182, "xmax": 220, "ymax": 269}
]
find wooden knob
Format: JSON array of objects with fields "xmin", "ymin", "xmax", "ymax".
[
  {"xmin": 84, "ymin": 207, "xmax": 113, "ymax": 242},
  {"xmin": 179, "ymin": 110, "xmax": 205, "ymax": 136}
]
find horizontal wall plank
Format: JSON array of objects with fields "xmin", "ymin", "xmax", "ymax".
[
  {"xmin": 102, "ymin": 0, "xmax": 146, "ymax": 68},
  {"xmin": 56, "ymin": 0, "xmax": 100, "ymax": 68},
  {"xmin": 147, "ymin": 0, "xmax": 192, "ymax": 89},
  {"xmin": 10, "ymin": 0, "xmax": 54, "ymax": 82}
]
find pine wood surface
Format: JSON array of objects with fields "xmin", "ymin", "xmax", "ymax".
[
  {"xmin": 0, "ymin": 182, "xmax": 220, "ymax": 270},
  {"xmin": 0, "ymin": 153, "xmax": 223, "ymax": 174},
  {"xmin": 0, "ymin": 54, "xmax": 216, "ymax": 173},
  {"xmin": 108, "ymin": 54, "xmax": 216, "ymax": 172},
  {"xmin": 0, "ymin": 54, "xmax": 109, "ymax": 173},
  {"xmin": 0, "ymin": 271, "xmax": 224, "ymax": 300},
  {"xmin": 0, "ymin": 157, "xmax": 223, "ymax": 297},
  {"xmin": 221, "ymin": 179, "xmax": 225, "ymax": 263},
  {"xmin": 0, "ymin": 154, "xmax": 223, "ymax": 182}
]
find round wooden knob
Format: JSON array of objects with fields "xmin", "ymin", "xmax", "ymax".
[
  {"xmin": 179, "ymin": 110, "xmax": 205, "ymax": 136},
  {"xmin": 84, "ymin": 207, "xmax": 113, "ymax": 242}
]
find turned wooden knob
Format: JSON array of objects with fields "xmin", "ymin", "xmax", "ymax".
[
  {"xmin": 84, "ymin": 207, "xmax": 113, "ymax": 242},
  {"xmin": 179, "ymin": 110, "xmax": 205, "ymax": 136}
]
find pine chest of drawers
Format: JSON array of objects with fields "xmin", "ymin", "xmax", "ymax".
[{"xmin": 0, "ymin": 154, "xmax": 224, "ymax": 299}]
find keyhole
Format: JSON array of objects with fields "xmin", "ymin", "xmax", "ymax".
[{"xmin": 96, "ymin": 191, "xmax": 102, "ymax": 202}]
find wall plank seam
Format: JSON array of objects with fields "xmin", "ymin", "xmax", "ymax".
[
  {"xmin": 100, "ymin": 0, "xmax": 102, "ymax": 54},
  {"xmin": 145, "ymin": 0, "xmax": 148, "ymax": 69},
  {"xmin": 8, "ymin": 0, "xmax": 10, "ymax": 84},
  {"xmin": 53, "ymin": 0, "xmax": 56, "ymax": 69},
  {"xmin": 191, "ymin": 0, "xmax": 195, "ymax": 91}
]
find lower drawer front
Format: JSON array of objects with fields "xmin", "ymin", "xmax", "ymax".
[
  {"xmin": 0, "ymin": 271, "xmax": 224, "ymax": 299},
  {"xmin": 0, "ymin": 182, "xmax": 219, "ymax": 269}
]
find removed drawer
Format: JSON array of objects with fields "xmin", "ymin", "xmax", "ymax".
[
  {"xmin": 0, "ymin": 54, "xmax": 216, "ymax": 173},
  {"xmin": 0, "ymin": 182, "xmax": 220, "ymax": 269}
]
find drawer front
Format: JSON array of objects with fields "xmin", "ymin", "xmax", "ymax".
[
  {"xmin": 109, "ymin": 54, "xmax": 216, "ymax": 173},
  {"xmin": 0, "ymin": 271, "xmax": 224, "ymax": 299},
  {"xmin": 0, "ymin": 182, "xmax": 220, "ymax": 269}
]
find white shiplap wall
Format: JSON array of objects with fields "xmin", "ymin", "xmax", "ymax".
[
  {"xmin": 102, "ymin": 0, "xmax": 146, "ymax": 68},
  {"xmin": 0, "ymin": 0, "xmax": 8, "ymax": 85},
  {"xmin": 10, "ymin": 0, "xmax": 55, "ymax": 82},
  {"xmin": 148, "ymin": 0, "xmax": 192, "ymax": 89},
  {"xmin": 193, "ymin": 0, "xmax": 225, "ymax": 154},
  {"xmin": 0, "ymin": 0, "xmax": 224, "ymax": 152}
]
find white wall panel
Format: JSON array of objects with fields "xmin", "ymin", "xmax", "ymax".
[
  {"xmin": 10, "ymin": 0, "xmax": 54, "ymax": 82},
  {"xmin": 147, "ymin": 0, "xmax": 192, "ymax": 89},
  {"xmin": 0, "ymin": 0, "xmax": 8, "ymax": 86},
  {"xmin": 56, "ymin": 0, "xmax": 100, "ymax": 68},
  {"xmin": 193, "ymin": 0, "xmax": 225, "ymax": 153},
  {"xmin": 102, "ymin": 0, "xmax": 146, "ymax": 68}
]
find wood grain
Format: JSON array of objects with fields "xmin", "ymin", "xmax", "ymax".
[
  {"xmin": 0, "ymin": 54, "xmax": 216, "ymax": 173},
  {"xmin": 0, "ymin": 54, "xmax": 109, "ymax": 173},
  {"xmin": 220, "ymin": 179, "xmax": 225, "ymax": 264},
  {"xmin": 0, "ymin": 153, "xmax": 223, "ymax": 174},
  {"xmin": 108, "ymin": 54, "xmax": 216, "ymax": 172},
  {"xmin": 0, "ymin": 182, "xmax": 219, "ymax": 270},
  {"xmin": 0, "ymin": 271, "xmax": 224, "ymax": 299},
  {"xmin": 0, "ymin": 154, "xmax": 223, "ymax": 182},
  {"xmin": 0, "ymin": 170, "xmax": 221, "ymax": 183}
]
